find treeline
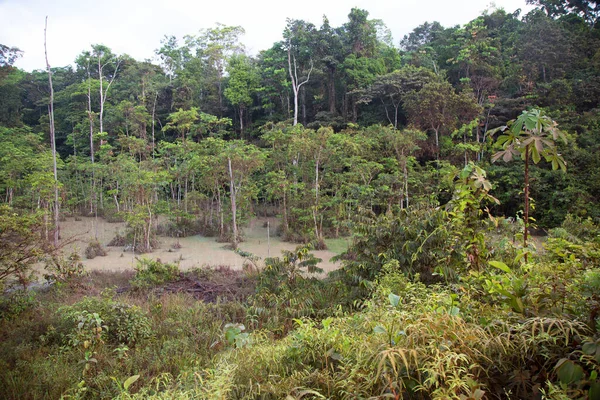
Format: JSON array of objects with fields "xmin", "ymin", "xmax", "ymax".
[{"xmin": 1, "ymin": 1, "xmax": 600, "ymax": 248}]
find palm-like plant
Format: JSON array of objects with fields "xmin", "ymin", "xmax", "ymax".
[{"xmin": 490, "ymin": 109, "xmax": 567, "ymax": 259}]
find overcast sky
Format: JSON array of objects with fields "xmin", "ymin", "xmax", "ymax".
[{"xmin": 1, "ymin": 0, "xmax": 533, "ymax": 72}]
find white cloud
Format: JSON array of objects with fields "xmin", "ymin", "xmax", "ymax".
[{"xmin": 0, "ymin": 0, "xmax": 533, "ymax": 71}]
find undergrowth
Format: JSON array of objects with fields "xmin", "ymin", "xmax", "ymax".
[{"xmin": 0, "ymin": 224, "xmax": 599, "ymax": 399}]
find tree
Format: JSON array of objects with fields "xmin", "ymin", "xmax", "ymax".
[
  {"xmin": 358, "ymin": 66, "xmax": 435, "ymax": 128},
  {"xmin": 224, "ymin": 54, "xmax": 260, "ymax": 136},
  {"xmin": 224, "ymin": 141, "xmax": 265, "ymax": 249},
  {"xmin": 183, "ymin": 24, "xmax": 246, "ymax": 115},
  {"xmin": 91, "ymin": 44, "xmax": 120, "ymax": 140},
  {"xmin": 44, "ymin": 16, "xmax": 60, "ymax": 247},
  {"xmin": 162, "ymin": 107, "xmax": 199, "ymax": 142},
  {"xmin": 405, "ymin": 80, "xmax": 481, "ymax": 159},
  {"xmin": 491, "ymin": 108, "xmax": 567, "ymax": 259},
  {"xmin": 527, "ymin": 0, "xmax": 600, "ymax": 25},
  {"xmin": 284, "ymin": 19, "xmax": 316, "ymax": 126}
]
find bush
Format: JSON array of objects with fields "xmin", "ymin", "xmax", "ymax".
[
  {"xmin": 107, "ymin": 233, "xmax": 128, "ymax": 247},
  {"xmin": 336, "ymin": 206, "xmax": 454, "ymax": 285},
  {"xmin": 560, "ymin": 214, "xmax": 600, "ymax": 243},
  {"xmin": 0, "ymin": 205, "xmax": 51, "ymax": 284},
  {"xmin": 0, "ymin": 289, "xmax": 37, "ymax": 320},
  {"xmin": 85, "ymin": 240, "xmax": 107, "ymax": 259},
  {"xmin": 56, "ymin": 295, "xmax": 152, "ymax": 347},
  {"xmin": 44, "ymin": 252, "xmax": 86, "ymax": 282},
  {"xmin": 130, "ymin": 258, "xmax": 180, "ymax": 289}
]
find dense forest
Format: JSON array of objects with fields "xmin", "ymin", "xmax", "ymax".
[{"xmin": 1, "ymin": 0, "xmax": 600, "ymax": 398}]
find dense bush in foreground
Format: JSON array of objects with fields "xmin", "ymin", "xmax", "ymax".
[{"xmin": 1, "ymin": 220, "xmax": 599, "ymax": 400}]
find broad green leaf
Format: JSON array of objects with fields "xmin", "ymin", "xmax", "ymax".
[
  {"xmin": 510, "ymin": 297, "xmax": 524, "ymax": 314},
  {"xmin": 388, "ymin": 293, "xmax": 400, "ymax": 307},
  {"xmin": 555, "ymin": 359, "xmax": 584, "ymax": 385},
  {"xmin": 123, "ymin": 374, "xmax": 140, "ymax": 391},
  {"xmin": 373, "ymin": 325, "xmax": 387, "ymax": 334},
  {"xmin": 488, "ymin": 260, "xmax": 511, "ymax": 273},
  {"xmin": 582, "ymin": 341, "xmax": 597, "ymax": 355}
]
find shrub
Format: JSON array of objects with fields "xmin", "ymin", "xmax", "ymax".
[
  {"xmin": 108, "ymin": 233, "xmax": 128, "ymax": 247},
  {"xmin": 85, "ymin": 240, "xmax": 107, "ymax": 259},
  {"xmin": 560, "ymin": 214, "xmax": 600, "ymax": 243},
  {"xmin": 336, "ymin": 206, "xmax": 454, "ymax": 285},
  {"xmin": 130, "ymin": 258, "xmax": 180, "ymax": 289},
  {"xmin": 0, "ymin": 205, "xmax": 51, "ymax": 284},
  {"xmin": 44, "ymin": 252, "xmax": 86, "ymax": 282},
  {"xmin": 0, "ymin": 289, "xmax": 37, "ymax": 320},
  {"xmin": 57, "ymin": 295, "xmax": 152, "ymax": 347}
]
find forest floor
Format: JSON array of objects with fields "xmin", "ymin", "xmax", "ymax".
[{"xmin": 54, "ymin": 216, "xmax": 346, "ymax": 276}]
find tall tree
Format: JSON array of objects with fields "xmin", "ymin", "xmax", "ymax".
[
  {"xmin": 224, "ymin": 54, "xmax": 260, "ymax": 136},
  {"xmin": 92, "ymin": 44, "xmax": 120, "ymax": 139},
  {"xmin": 405, "ymin": 80, "xmax": 481, "ymax": 159},
  {"xmin": 44, "ymin": 16, "xmax": 60, "ymax": 247},
  {"xmin": 284, "ymin": 19, "xmax": 316, "ymax": 126}
]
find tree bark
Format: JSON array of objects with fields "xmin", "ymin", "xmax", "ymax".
[
  {"xmin": 328, "ymin": 66, "xmax": 336, "ymax": 114},
  {"xmin": 228, "ymin": 157, "xmax": 238, "ymax": 249},
  {"xmin": 44, "ymin": 16, "xmax": 60, "ymax": 247},
  {"xmin": 288, "ymin": 45, "xmax": 313, "ymax": 126},
  {"xmin": 524, "ymin": 145, "xmax": 530, "ymax": 263}
]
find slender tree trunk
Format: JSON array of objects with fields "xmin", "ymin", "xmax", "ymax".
[
  {"xmin": 152, "ymin": 91, "xmax": 157, "ymax": 157},
  {"xmin": 85, "ymin": 61, "xmax": 96, "ymax": 215},
  {"xmin": 328, "ymin": 67, "xmax": 336, "ymax": 114},
  {"xmin": 44, "ymin": 16, "xmax": 60, "ymax": 247},
  {"xmin": 228, "ymin": 157, "xmax": 238, "ymax": 249},
  {"xmin": 145, "ymin": 203, "xmax": 152, "ymax": 251},
  {"xmin": 403, "ymin": 159, "xmax": 409, "ymax": 209},
  {"xmin": 313, "ymin": 154, "xmax": 320, "ymax": 241},
  {"xmin": 239, "ymin": 106, "xmax": 244, "ymax": 138},
  {"xmin": 98, "ymin": 56, "xmax": 104, "ymax": 136},
  {"xmin": 287, "ymin": 46, "xmax": 312, "ymax": 126},
  {"xmin": 282, "ymin": 189, "xmax": 288, "ymax": 233},
  {"xmin": 524, "ymin": 145, "xmax": 530, "ymax": 263}
]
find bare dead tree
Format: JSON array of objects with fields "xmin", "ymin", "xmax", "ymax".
[{"xmin": 287, "ymin": 44, "xmax": 313, "ymax": 126}]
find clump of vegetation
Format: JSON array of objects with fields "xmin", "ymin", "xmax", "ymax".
[
  {"xmin": 107, "ymin": 233, "xmax": 128, "ymax": 247},
  {"xmin": 85, "ymin": 240, "xmax": 108, "ymax": 259},
  {"xmin": 44, "ymin": 252, "xmax": 86, "ymax": 282},
  {"xmin": 130, "ymin": 258, "xmax": 180, "ymax": 289},
  {"xmin": 55, "ymin": 293, "xmax": 152, "ymax": 347},
  {"xmin": 0, "ymin": 205, "xmax": 52, "ymax": 286}
]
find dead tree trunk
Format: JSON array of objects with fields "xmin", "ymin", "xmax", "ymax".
[{"xmin": 287, "ymin": 45, "xmax": 313, "ymax": 126}]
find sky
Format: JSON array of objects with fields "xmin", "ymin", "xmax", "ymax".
[{"xmin": 0, "ymin": 0, "xmax": 533, "ymax": 72}]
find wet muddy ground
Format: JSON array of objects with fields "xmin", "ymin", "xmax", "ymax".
[{"xmin": 57, "ymin": 216, "xmax": 348, "ymax": 275}]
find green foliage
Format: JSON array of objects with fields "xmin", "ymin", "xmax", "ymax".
[
  {"xmin": 337, "ymin": 205, "xmax": 454, "ymax": 284},
  {"xmin": 0, "ymin": 205, "xmax": 50, "ymax": 284},
  {"xmin": 4, "ymin": 4, "xmax": 600, "ymax": 399},
  {"xmin": 0, "ymin": 289, "xmax": 37, "ymax": 320},
  {"xmin": 130, "ymin": 258, "xmax": 180, "ymax": 289},
  {"xmin": 44, "ymin": 252, "xmax": 86, "ymax": 283},
  {"xmin": 57, "ymin": 295, "xmax": 152, "ymax": 347}
]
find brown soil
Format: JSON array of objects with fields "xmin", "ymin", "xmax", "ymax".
[
  {"xmin": 57, "ymin": 216, "xmax": 341, "ymax": 275},
  {"xmin": 118, "ymin": 267, "xmax": 256, "ymax": 303}
]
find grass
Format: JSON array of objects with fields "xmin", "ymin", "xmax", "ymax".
[{"xmin": 0, "ymin": 233, "xmax": 598, "ymax": 399}]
